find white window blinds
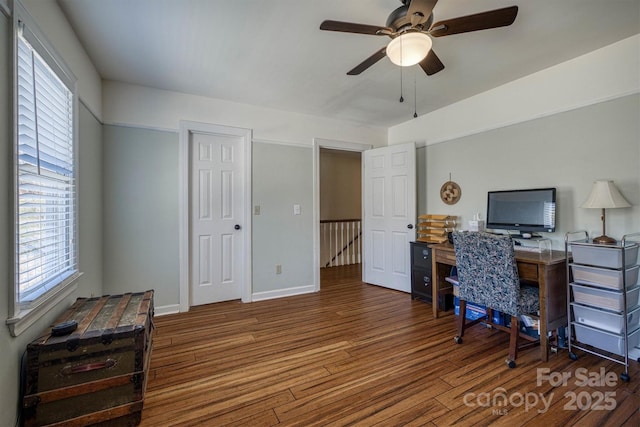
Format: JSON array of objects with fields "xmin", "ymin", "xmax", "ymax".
[{"xmin": 16, "ymin": 31, "xmax": 78, "ymax": 307}]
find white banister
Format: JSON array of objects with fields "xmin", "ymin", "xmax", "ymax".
[{"xmin": 320, "ymin": 219, "xmax": 362, "ymax": 268}]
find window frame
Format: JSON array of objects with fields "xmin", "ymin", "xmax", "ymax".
[{"xmin": 6, "ymin": 0, "xmax": 80, "ymax": 337}]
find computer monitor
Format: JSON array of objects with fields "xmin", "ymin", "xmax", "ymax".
[{"xmin": 486, "ymin": 188, "xmax": 556, "ymax": 236}]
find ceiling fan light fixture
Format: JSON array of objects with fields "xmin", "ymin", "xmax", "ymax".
[{"xmin": 386, "ymin": 32, "xmax": 432, "ymax": 67}]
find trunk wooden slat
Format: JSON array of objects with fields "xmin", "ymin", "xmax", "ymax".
[{"xmin": 22, "ymin": 290, "xmax": 154, "ymax": 427}]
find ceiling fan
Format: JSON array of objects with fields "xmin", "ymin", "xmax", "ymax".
[{"xmin": 320, "ymin": 0, "xmax": 518, "ymax": 76}]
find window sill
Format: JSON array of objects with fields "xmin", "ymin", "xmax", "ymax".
[{"xmin": 6, "ymin": 273, "xmax": 82, "ymax": 337}]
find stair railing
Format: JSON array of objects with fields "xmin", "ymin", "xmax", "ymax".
[{"xmin": 320, "ymin": 219, "xmax": 362, "ymax": 268}]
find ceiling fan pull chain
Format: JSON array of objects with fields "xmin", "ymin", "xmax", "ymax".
[
  {"xmin": 413, "ymin": 67, "xmax": 418, "ymax": 118},
  {"xmin": 399, "ymin": 40, "xmax": 404, "ymax": 103},
  {"xmin": 399, "ymin": 62, "xmax": 404, "ymax": 103}
]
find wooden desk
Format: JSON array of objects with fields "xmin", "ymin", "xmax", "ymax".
[{"xmin": 430, "ymin": 242, "xmax": 567, "ymax": 362}]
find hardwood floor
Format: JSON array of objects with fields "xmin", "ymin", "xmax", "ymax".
[{"xmin": 141, "ymin": 264, "xmax": 639, "ymax": 426}]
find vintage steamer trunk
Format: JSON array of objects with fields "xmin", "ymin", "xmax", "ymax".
[{"xmin": 22, "ymin": 290, "xmax": 154, "ymax": 427}]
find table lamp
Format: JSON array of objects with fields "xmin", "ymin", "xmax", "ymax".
[{"xmin": 581, "ymin": 180, "xmax": 631, "ymax": 244}]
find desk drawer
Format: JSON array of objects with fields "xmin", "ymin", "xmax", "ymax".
[
  {"xmin": 411, "ymin": 243, "xmax": 432, "ymax": 269},
  {"xmin": 411, "ymin": 268, "xmax": 432, "ymax": 301},
  {"xmin": 518, "ymin": 263, "xmax": 539, "ymax": 281}
]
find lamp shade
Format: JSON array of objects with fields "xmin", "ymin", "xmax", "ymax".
[
  {"xmin": 581, "ymin": 180, "xmax": 631, "ymax": 209},
  {"xmin": 386, "ymin": 33, "xmax": 432, "ymax": 67}
]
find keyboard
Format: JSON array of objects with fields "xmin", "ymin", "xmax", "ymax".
[{"xmin": 514, "ymin": 245, "xmax": 543, "ymax": 253}]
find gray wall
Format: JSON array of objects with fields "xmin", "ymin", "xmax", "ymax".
[
  {"xmin": 252, "ymin": 142, "xmax": 314, "ymax": 295},
  {"xmin": 102, "ymin": 125, "xmax": 180, "ymax": 307},
  {"xmin": 320, "ymin": 149, "xmax": 361, "ymax": 221},
  {"xmin": 416, "ymin": 94, "xmax": 640, "ymax": 249},
  {"xmin": 100, "ymin": 130, "xmax": 316, "ymax": 305},
  {"xmin": 0, "ymin": 11, "xmax": 104, "ymax": 423}
]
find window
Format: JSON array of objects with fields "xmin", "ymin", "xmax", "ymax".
[{"xmin": 8, "ymin": 2, "xmax": 79, "ymax": 336}]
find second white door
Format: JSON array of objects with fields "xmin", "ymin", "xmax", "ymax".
[{"xmin": 190, "ymin": 129, "xmax": 245, "ymax": 305}]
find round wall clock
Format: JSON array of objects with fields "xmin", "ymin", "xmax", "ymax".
[{"xmin": 440, "ymin": 181, "xmax": 461, "ymax": 205}]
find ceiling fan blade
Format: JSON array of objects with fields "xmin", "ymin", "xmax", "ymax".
[
  {"xmin": 407, "ymin": 0, "xmax": 439, "ymax": 24},
  {"xmin": 429, "ymin": 6, "xmax": 518, "ymax": 37},
  {"xmin": 320, "ymin": 20, "xmax": 391, "ymax": 35},
  {"xmin": 419, "ymin": 49, "xmax": 444, "ymax": 76},
  {"xmin": 347, "ymin": 47, "xmax": 388, "ymax": 75}
]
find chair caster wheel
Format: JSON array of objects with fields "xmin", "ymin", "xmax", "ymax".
[
  {"xmin": 620, "ymin": 373, "xmax": 630, "ymax": 382},
  {"xmin": 454, "ymin": 336, "xmax": 462, "ymax": 344},
  {"xmin": 506, "ymin": 359, "xmax": 516, "ymax": 369},
  {"xmin": 569, "ymin": 352, "xmax": 578, "ymax": 361}
]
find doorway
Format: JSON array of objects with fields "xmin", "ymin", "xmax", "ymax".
[
  {"xmin": 320, "ymin": 148, "xmax": 363, "ymax": 281},
  {"xmin": 313, "ymin": 139, "xmax": 371, "ymax": 290}
]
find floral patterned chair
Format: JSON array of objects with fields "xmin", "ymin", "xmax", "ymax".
[{"xmin": 452, "ymin": 231, "xmax": 540, "ymax": 368}]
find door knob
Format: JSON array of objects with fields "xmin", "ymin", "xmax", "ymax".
[
  {"xmin": 407, "ymin": 224, "xmax": 414, "ymax": 229},
  {"xmin": 234, "ymin": 224, "xmax": 241, "ymax": 230}
]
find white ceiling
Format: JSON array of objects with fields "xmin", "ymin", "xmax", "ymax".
[{"xmin": 57, "ymin": 0, "xmax": 640, "ymax": 128}]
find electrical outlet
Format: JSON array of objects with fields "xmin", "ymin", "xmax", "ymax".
[
  {"xmin": 254, "ymin": 205, "xmax": 261, "ymax": 215},
  {"xmin": 275, "ymin": 264, "xmax": 282, "ymax": 274}
]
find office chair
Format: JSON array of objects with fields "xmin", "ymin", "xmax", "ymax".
[{"xmin": 452, "ymin": 231, "xmax": 540, "ymax": 368}]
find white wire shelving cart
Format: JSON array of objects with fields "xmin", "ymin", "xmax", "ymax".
[{"xmin": 565, "ymin": 231, "xmax": 640, "ymax": 382}]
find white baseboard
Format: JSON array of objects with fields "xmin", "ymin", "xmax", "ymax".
[
  {"xmin": 154, "ymin": 286, "xmax": 317, "ymax": 315},
  {"xmin": 251, "ymin": 285, "xmax": 316, "ymax": 302},
  {"xmin": 154, "ymin": 304, "xmax": 180, "ymax": 316}
]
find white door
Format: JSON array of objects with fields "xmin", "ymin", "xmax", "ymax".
[
  {"xmin": 190, "ymin": 130, "xmax": 244, "ymax": 305},
  {"xmin": 363, "ymin": 142, "xmax": 416, "ymax": 292}
]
